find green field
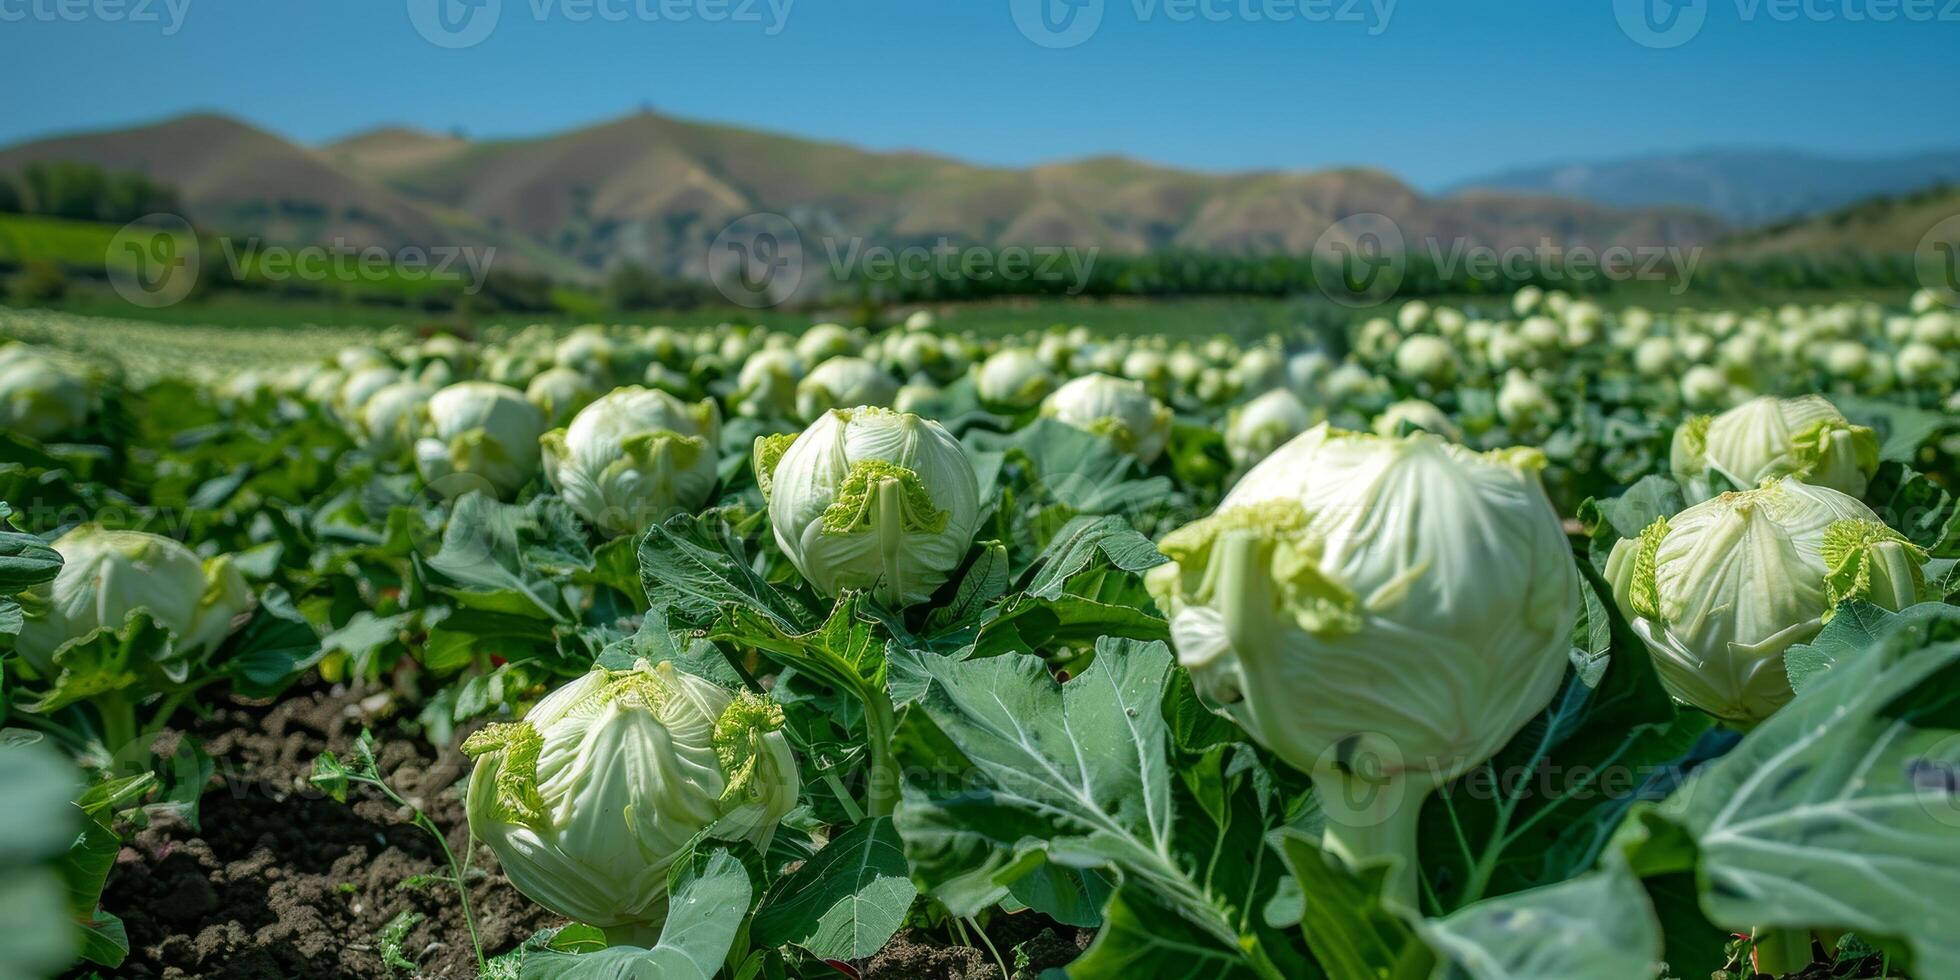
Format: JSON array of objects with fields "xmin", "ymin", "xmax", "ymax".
[{"xmin": 0, "ymin": 213, "xmax": 485, "ymax": 305}]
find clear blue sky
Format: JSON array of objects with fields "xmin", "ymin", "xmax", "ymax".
[{"xmin": 3, "ymin": 0, "xmax": 1954, "ymax": 188}]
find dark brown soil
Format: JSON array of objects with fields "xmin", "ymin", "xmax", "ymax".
[
  {"xmin": 862, "ymin": 916, "xmax": 1091, "ymax": 980},
  {"xmin": 88, "ymin": 685, "xmax": 1095, "ymax": 980},
  {"xmin": 97, "ymin": 688, "xmax": 560, "ymax": 980}
]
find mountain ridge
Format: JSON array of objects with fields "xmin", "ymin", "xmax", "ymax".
[
  {"xmin": 0, "ymin": 111, "xmax": 1749, "ymax": 281},
  {"xmin": 1451, "ymin": 146, "xmax": 1960, "ymax": 224}
]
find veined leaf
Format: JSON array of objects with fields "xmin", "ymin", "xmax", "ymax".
[
  {"xmin": 1624, "ymin": 628, "xmax": 1960, "ymax": 976},
  {"xmin": 516, "ymin": 847, "xmax": 753, "ymax": 980},
  {"xmin": 1419, "ymin": 865, "xmax": 1662, "ymax": 980},
  {"xmin": 751, "ymin": 816, "xmax": 915, "ymax": 960},
  {"xmin": 891, "ymin": 638, "xmax": 1312, "ymax": 980}
]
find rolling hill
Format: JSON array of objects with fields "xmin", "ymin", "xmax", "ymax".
[
  {"xmin": 3, "ymin": 111, "xmax": 1731, "ymax": 282},
  {"xmin": 1717, "ymin": 182, "xmax": 1960, "ymax": 257},
  {"xmin": 1453, "ymin": 148, "xmax": 1960, "ymax": 225}
]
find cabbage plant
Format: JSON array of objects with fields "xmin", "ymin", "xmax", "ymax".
[
  {"xmin": 1224, "ymin": 388, "xmax": 1314, "ymax": 467},
  {"xmin": 14, "ymin": 526, "xmax": 255, "ymax": 754},
  {"xmin": 1146, "ymin": 425, "xmax": 1578, "ymax": 906},
  {"xmin": 414, "ymin": 381, "xmax": 548, "ymax": 499},
  {"xmin": 1041, "ymin": 374, "xmax": 1172, "ymax": 465},
  {"xmin": 356, "ymin": 379, "xmax": 434, "ymax": 458},
  {"xmin": 756, "ymin": 406, "xmax": 979, "ymax": 608},
  {"xmin": 732, "ymin": 348, "xmax": 802, "ymax": 419},
  {"xmin": 0, "ymin": 352, "xmax": 90, "ymax": 441},
  {"xmin": 1605, "ymin": 477, "xmax": 1928, "ymax": 726},
  {"xmin": 541, "ymin": 387, "xmax": 721, "ymax": 537},
  {"xmin": 796, "ymin": 356, "xmax": 899, "ymax": 421},
  {"xmin": 463, "ymin": 659, "xmax": 797, "ymax": 946},
  {"xmin": 15, "ymin": 525, "xmax": 253, "ymax": 673},
  {"xmin": 1671, "ymin": 394, "xmax": 1878, "ymax": 503},
  {"xmin": 525, "ymin": 366, "xmax": 599, "ymax": 428},
  {"xmin": 974, "ymin": 348, "xmax": 1057, "ymax": 411}
]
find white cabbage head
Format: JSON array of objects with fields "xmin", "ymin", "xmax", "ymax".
[
  {"xmin": 1632, "ymin": 336, "xmax": 1677, "ymax": 378},
  {"xmin": 733, "ymin": 348, "xmax": 803, "ymax": 420},
  {"xmin": 1604, "ymin": 478, "xmax": 1926, "ymax": 727},
  {"xmin": 794, "ymin": 323, "xmax": 858, "ymax": 365},
  {"xmin": 1896, "ymin": 342, "xmax": 1951, "ymax": 387},
  {"xmin": 358, "ymin": 380, "xmax": 435, "ymax": 458},
  {"xmin": 1225, "ymin": 388, "xmax": 1314, "ymax": 467},
  {"xmin": 894, "ymin": 382, "xmax": 943, "ymax": 417},
  {"xmin": 1372, "ymin": 398, "xmax": 1460, "ymax": 442},
  {"xmin": 1231, "ymin": 346, "xmax": 1286, "ymax": 394},
  {"xmin": 1146, "ymin": 425, "xmax": 1577, "ymax": 906},
  {"xmin": 974, "ymin": 349, "xmax": 1058, "ymax": 411},
  {"xmin": 1040, "ymin": 374, "xmax": 1173, "ymax": 464},
  {"xmin": 1679, "ymin": 365, "xmax": 1732, "ymax": 409},
  {"xmin": 796, "ymin": 357, "xmax": 899, "ymax": 421},
  {"xmin": 1285, "ymin": 350, "xmax": 1335, "ymax": 393},
  {"xmin": 15, "ymin": 526, "xmax": 254, "ymax": 674},
  {"xmin": 554, "ymin": 328, "xmax": 616, "ymax": 379},
  {"xmin": 463, "ymin": 660, "xmax": 797, "ymax": 946},
  {"xmin": 336, "ymin": 367, "xmax": 402, "ymax": 424},
  {"xmin": 525, "ymin": 367, "xmax": 599, "ymax": 429},
  {"xmin": 756, "ymin": 407, "xmax": 979, "ymax": 608},
  {"xmin": 1669, "ymin": 394, "xmax": 1879, "ymax": 504},
  {"xmin": 1496, "ymin": 370, "xmax": 1560, "ymax": 432},
  {"xmin": 541, "ymin": 387, "xmax": 721, "ymax": 538},
  {"xmin": 414, "ymin": 382, "xmax": 548, "ymax": 499},
  {"xmin": 0, "ymin": 352, "xmax": 90, "ymax": 441},
  {"xmin": 1392, "ymin": 335, "xmax": 1456, "ymax": 386}
]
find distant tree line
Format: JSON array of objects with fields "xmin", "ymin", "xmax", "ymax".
[
  {"xmin": 604, "ymin": 261, "xmax": 722, "ymax": 311},
  {"xmin": 0, "ymin": 162, "xmax": 181, "ymax": 224}
]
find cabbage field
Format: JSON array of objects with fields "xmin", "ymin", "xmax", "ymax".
[{"xmin": 2, "ymin": 287, "xmax": 1958, "ymax": 980}]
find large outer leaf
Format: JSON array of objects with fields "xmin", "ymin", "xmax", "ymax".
[
  {"xmin": 1784, "ymin": 602, "xmax": 1960, "ymax": 694},
  {"xmin": 0, "ymin": 528, "xmax": 61, "ymax": 594},
  {"xmin": 517, "ymin": 847, "xmax": 752, "ymax": 980},
  {"xmin": 636, "ymin": 511, "xmax": 816, "ymax": 632},
  {"xmin": 1419, "ymin": 866, "xmax": 1662, "ymax": 980},
  {"xmin": 891, "ymin": 639, "xmax": 1311, "ymax": 980},
  {"xmin": 1629, "ymin": 631, "xmax": 1960, "ymax": 976},
  {"xmin": 1277, "ymin": 833, "xmax": 1431, "ymax": 980},
  {"xmin": 751, "ymin": 816, "xmax": 915, "ymax": 960}
]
